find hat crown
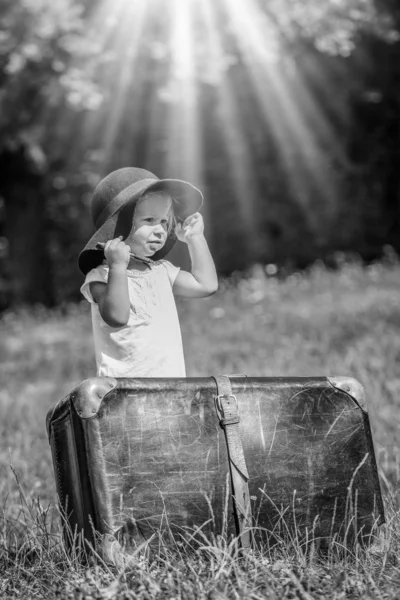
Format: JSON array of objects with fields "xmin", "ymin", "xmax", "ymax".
[{"xmin": 91, "ymin": 167, "xmax": 158, "ymax": 228}]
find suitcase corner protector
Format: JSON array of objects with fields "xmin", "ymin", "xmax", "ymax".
[
  {"xmin": 72, "ymin": 377, "xmax": 118, "ymax": 418},
  {"xmin": 327, "ymin": 376, "xmax": 368, "ymax": 411}
]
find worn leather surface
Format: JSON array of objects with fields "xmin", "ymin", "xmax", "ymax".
[
  {"xmin": 213, "ymin": 375, "xmax": 252, "ymax": 549},
  {"xmin": 48, "ymin": 377, "xmax": 384, "ymax": 550}
]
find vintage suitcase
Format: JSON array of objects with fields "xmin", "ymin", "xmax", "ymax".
[{"xmin": 46, "ymin": 376, "xmax": 384, "ymax": 562}]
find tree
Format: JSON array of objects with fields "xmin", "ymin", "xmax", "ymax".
[
  {"xmin": 345, "ymin": 1, "xmax": 400, "ymax": 255},
  {"xmin": 0, "ymin": 0, "xmax": 99, "ymax": 307},
  {"xmin": 1, "ymin": 0, "xmax": 399, "ymax": 307}
]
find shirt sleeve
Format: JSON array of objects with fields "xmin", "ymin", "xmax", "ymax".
[
  {"xmin": 80, "ymin": 265, "xmax": 109, "ymax": 304},
  {"xmin": 162, "ymin": 260, "xmax": 180, "ymax": 287}
]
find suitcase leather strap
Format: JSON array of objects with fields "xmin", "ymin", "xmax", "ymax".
[{"xmin": 213, "ymin": 375, "xmax": 253, "ymax": 549}]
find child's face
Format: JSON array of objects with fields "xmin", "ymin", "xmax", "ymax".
[{"xmin": 126, "ymin": 193, "xmax": 172, "ymax": 257}]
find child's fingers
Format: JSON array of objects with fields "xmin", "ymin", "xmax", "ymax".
[
  {"xmin": 106, "ymin": 239, "xmax": 118, "ymax": 250},
  {"xmin": 107, "ymin": 237, "xmax": 124, "ymax": 249},
  {"xmin": 184, "ymin": 213, "xmax": 201, "ymax": 227},
  {"xmin": 103, "ymin": 238, "xmax": 130, "ymax": 267},
  {"xmin": 104, "ymin": 238, "xmax": 127, "ymax": 256}
]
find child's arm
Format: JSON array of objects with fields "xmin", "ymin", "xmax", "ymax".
[
  {"xmin": 173, "ymin": 213, "xmax": 218, "ymax": 298},
  {"xmin": 90, "ymin": 237, "xmax": 131, "ymax": 327}
]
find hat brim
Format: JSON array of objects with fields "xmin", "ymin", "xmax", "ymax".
[{"xmin": 78, "ymin": 177, "xmax": 203, "ymax": 275}]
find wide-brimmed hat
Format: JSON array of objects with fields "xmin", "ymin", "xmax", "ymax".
[{"xmin": 78, "ymin": 167, "xmax": 203, "ymax": 275}]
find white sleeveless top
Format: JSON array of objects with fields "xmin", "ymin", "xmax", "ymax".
[{"xmin": 80, "ymin": 260, "xmax": 186, "ymax": 377}]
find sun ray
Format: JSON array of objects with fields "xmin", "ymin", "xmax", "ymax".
[
  {"xmin": 41, "ymin": 0, "xmax": 354, "ymax": 252},
  {"xmin": 73, "ymin": 1, "xmax": 143, "ymax": 140},
  {"xmin": 83, "ymin": 0, "xmax": 130, "ymax": 52},
  {"xmin": 161, "ymin": 0, "xmax": 203, "ymax": 191},
  {"xmin": 219, "ymin": 0, "xmax": 344, "ymax": 229},
  {"xmin": 90, "ymin": 0, "xmax": 149, "ymax": 166},
  {"xmin": 199, "ymin": 0, "xmax": 258, "ymax": 238}
]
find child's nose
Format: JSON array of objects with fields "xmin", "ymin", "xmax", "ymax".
[{"xmin": 153, "ymin": 223, "xmax": 165, "ymax": 235}]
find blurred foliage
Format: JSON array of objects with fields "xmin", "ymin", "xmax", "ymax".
[
  {"xmin": 255, "ymin": 0, "xmax": 399, "ymax": 55},
  {"xmin": 0, "ymin": 0, "xmax": 100, "ymax": 141},
  {"xmin": 0, "ymin": 0, "xmax": 399, "ymax": 308},
  {"xmin": 0, "ymin": 0, "xmax": 100, "ymax": 306}
]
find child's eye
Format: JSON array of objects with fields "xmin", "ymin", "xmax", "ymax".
[{"xmin": 144, "ymin": 217, "xmax": 154, "ymax": 223}]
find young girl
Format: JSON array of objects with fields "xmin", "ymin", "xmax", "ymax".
[{"xmin": 79, "ymin": 167, "xmax": 217, "ymax": 378}]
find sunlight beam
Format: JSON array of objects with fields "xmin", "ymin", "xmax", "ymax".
[
  {"xmin": 162, "ymin": 0, "xmax": 203, "ymax": 190},
  {"xmin": 220, "ymin": 0, "xmax": 343, "ymax": 228},
  {"xmin": 95, "ymin": 0, "xmax": 148, "ymax": 166},
  {"xmin": 199, "ymin": 0, "xmax": 258, "ymax": 236}
]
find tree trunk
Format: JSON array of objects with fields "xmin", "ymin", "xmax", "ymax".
[{"xmin": 0, "ymin": 144, "xmax": 54, "ymax": 308}]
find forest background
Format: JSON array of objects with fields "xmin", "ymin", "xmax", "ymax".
[
  {"xmin": 1, "ymin": 0, "xmax": 400, "ymax": 310},
  {"xmin": 2, "ymin": 2, "xmax": 400, "ymax": 596}
]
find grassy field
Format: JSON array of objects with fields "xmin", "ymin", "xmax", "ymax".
[{"xmin": 0, "ymin": 258, "xmax": 399, "ymax": 598}]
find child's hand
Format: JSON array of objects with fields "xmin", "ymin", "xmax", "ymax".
[
  {"xmin": 175, "ymin": 213, "xmax": 204, "ymax": 243},
  {"xmin": 103, "ymin": 237, "xmax": 130, "ymax": 268}
]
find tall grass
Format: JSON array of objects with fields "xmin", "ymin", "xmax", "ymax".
[{"xmin": 0, "ymin": 258, "xmax": 399, "ymax": 598}]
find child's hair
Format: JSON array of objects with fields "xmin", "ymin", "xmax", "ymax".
[{"xmin": 134, "ymin": 190, "xmax": 177, "ymax": 235}]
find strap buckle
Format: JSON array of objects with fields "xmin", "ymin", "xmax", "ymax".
[{"xmin": 215, "ymin": 394, "xmax": 239, "ymax": 425}]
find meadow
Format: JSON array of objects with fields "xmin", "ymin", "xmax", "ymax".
[{"xmin": 0, "ymin": 257, "xmax": 399, "ymax": 598}]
